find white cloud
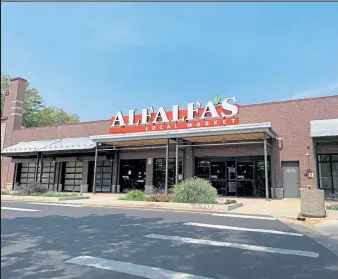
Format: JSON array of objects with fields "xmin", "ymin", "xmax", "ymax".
[{"xmin": 291, "ymin": 83, "xmax": 338, "ymax": 99}]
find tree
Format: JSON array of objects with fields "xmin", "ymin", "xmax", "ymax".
[{"xmin": 1, "ymin": 73, "xmax": 80, "ymax": 127}]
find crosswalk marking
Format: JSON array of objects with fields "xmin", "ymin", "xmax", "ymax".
[
  {"xmin": 184, "ymin": 222, "xmax": 303, "ymax": 236},
  {"xmin": 66, "ymin": 255, "xmax": 214, "ymax": 279},
  {"xmin": 144, "ymin": 234, "xmax": 319, "ymax": 258},
  {"xmin": 1, "ymin": 206, "xmax": 40, "ymax": 212},
  {"xmin": 212, "ymin": 213, "xmax": 276, "ymax": 220},
  {"xmin": 29, "ymin": 202, "xmax": 81, "ymax": 207}
]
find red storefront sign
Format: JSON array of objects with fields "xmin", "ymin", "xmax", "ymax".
[{"xmin": 109, "ymin": 96, "xmax": 239, "ymax": 134}]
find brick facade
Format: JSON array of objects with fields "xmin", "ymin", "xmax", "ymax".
[{"xmin": 1, "ymin": 77, "xmax": 338, "ymax": 194}]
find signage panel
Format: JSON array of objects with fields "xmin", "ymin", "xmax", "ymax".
[{"xmin": 109, "ymin": 96, "xmax": 239, "ymax": 134}]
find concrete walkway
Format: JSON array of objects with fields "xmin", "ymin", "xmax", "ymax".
[{"xmin": 231, "ymin": 198, "xmax": 301, "ymax": 218}]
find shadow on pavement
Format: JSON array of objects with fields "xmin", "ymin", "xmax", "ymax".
[{"xmin": 1, "ymin": 212, "xmax": 338, "ymax": 279}]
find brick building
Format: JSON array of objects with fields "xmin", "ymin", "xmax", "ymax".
[{"xmin": 1, "ymin": 77, "xmax": 338, "ymax": 198}]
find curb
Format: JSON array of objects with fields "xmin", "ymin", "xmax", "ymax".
[
  {"xmin": 1, "ymin": 195, "xmax": 89, "ymax": 202},
  {"xmin": 278, "ymin": 217, "xmax": 338, "ymax": 257},
  {"xmin": 79, "ymin": 202, "xmax": 243, "ymax": 215}
]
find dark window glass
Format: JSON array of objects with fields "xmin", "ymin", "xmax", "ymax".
[
  {"xmin": 210, "ymin": 162, "xmax": 226, "ymax": 180},
  {"xmin": 318, "ymin": 163, "xmax": 332, "ymax": 190},
  {"xmin": 153, "ymin": 158, "xmax": 183, "ymax": 192},
  {"xmin": 237, "ymin": 162, "xmax": 254, "ymax": 180},
  {"xmin": 318, "ymin": 155, "xmax": 331, "ymax": 162},
  {"xmin": 195, "ymin": 160, "xmax": 210, "ymax": 180},
  {"xmin": 40, "ymin": 161, "xmax": 55, "ymax": 190},
  {"xmin": 332, "ymin": 162, "xmax": 338, "ymax": 190},
  {"xmin": 119, "ymin": 159, "xmax": 146, "ymax": 192},
  {"xmin": 227, "ymin": 161, "xmax": 236, "ymax": 180},
  {"xmin": 95, "ymin": 160, "xmax": 112, "ymax": 193},
  {"xmin": 331, "ymin": 155, "xmax": 338, "ymax": 162},
  {"xmin": 64, "ymin": 161, "xmax": 83, "ymax": 192},
  {"xmin": 19, "ymin": 163, "xmax": 36, "ymax": 186}
]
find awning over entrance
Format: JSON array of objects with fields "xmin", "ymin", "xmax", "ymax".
[
  {"xmin": 90, "ymin": 122, "xmax": 278, "ymax": 146},
  {"xmin": 310, "ymin": 119, "xmax": 338, "ymax": 137},
  {"xmin": 1, "ymin": 137, "xmax": 96, "ymax": 156}
]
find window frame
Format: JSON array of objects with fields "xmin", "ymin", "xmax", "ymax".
[{"xmin": 317, "ymin": 154, "xmax": 338, "ymax": 195}]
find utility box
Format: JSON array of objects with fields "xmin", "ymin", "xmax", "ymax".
[{"xmin": 300, "ymin": 188, "xmax": 326, "ymax": 218}]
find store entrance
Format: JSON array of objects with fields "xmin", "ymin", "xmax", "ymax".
[
  {"xmin": 119, "ymin": 159, "xmax": 146, "ymax": 193},
  {"xmin": 196, "ymin": 157, "xmax": 269, "ymax": 197}
]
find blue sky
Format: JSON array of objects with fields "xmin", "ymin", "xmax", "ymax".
[{"xmin": 1, "ymin": 2, "xmax": 338, "ymax": 122}]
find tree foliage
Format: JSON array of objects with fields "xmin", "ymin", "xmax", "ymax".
[{"xmin": 1, "ymin": 73, "xmax": 79, "ymax": 127}]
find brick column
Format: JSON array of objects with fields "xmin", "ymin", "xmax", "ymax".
[{"xmin": 1, "ymin": 77, "xmax": 27, "ymax": 189}]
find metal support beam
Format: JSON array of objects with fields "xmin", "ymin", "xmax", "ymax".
[
  {"xmin": 93, "ymin": 144, "xmax": 99, "ymax": 194},
  {"xmin": 34, "ymin": 152, "xmax": 40, "ymax": 182},
  {"xmin": 39, "ymin": 153, "xmax": 44, "ymax": 184},
  {"xmin": 178, "ymin": 141, "xmax": 265, "ymax": 149},
  {"xmin": 165, "ymin": 138, "xmax": 169, "ymax": 195},
  {"xmin": 270, "ymin": 140, "xmax": 276, "ymax": 199},
  {"xmin": 175, "ymin": 138, "xmax": 179, "ymax": 185},
  {"xmin": 264, "ymin": 134, "xmax": 269, "ymax": 200},
  {"xmin": 98, "ymin": 145, "xmax": 167, "ymax": 152}
]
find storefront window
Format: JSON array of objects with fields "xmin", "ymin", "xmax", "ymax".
[
  {"xmin": 19, "ymin": 163, "xmax": 36, "ymax": 186},
  {"xmin": 41, "ymin": 161, "xmax": 56, "ymax": 190},
  {"xmin": 318, "ymin": 155, "xmax": 331, "ymax": 162},
  {"xmin": 318, "ymin": 154, "xmax": 338, "ymax": 195},
  {"xmin": 119, "ymin": 159, "xmax": 146, "ymax": 192},
  {"xmin": 64, "ymin": 161, "xmax": 83, "ymax": 192},
  {"xmin": 153, "ymin": 158, "xmax": 182, "ymax": 192},
  {"xmin": 95, "ymin": 160, "xmax": 112, "ymax": 193},
  {"xmin": 332, "ymin": 162, "xmax": 338, "ymax": 191},
  {"xmin": 195, "ymin": 160, "xmax": 210, "ymax": 180},
  {"xmin": 237, "ymin": 162, "xmax": 254, "ymax": 180},
  {"xmin": 194, "ymin": 157, "xmax": 271, "ymax": 198}
]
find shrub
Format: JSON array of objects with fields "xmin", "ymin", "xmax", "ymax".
[
  {"xmin": 1, "ymin": 190, "xmax": 10, "ymax": 195},
  {"xmin": 149, "ymin": 194, "xmax": 174, "ymax": 202},
  {"xmin": 15, "ymin": 183, "xmax": 49, "ymax": 195},
  {"xmin": 120, "ymin": 190, "xmax": 150, "ymax": 201},
  {"xmin": 171, "ymin": 177, "xmax": 217, "ymax": 204},
  {"xmin": 326, "ymin": 205, "xmax": 338, "ymax": 210},
  {"xmin": 224, "ymin": 199, "xmax": 237, "ymax": 205}
]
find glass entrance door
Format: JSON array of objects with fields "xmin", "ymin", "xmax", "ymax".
[
  {"xmin": 236, "ymin": 161, "xmax": 254, "ymax": 197},
  {"xmin": 119, "ymin": 159, "xmax": 146, "ymax": 193},
  {"xmin": 210, "ymin": 162, "xmax": 227, "ymax": 195},
  {"xmin": 227, "ymin": 160, "xmax": 237, "ymax": 196}
]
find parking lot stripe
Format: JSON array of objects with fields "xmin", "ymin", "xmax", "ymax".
[
  {"xmin": 184, "ymin": 222, "xmax": 303, "ymax": 236},
  {"xmin": 212, "ymin": 213, "xmax": 276, "ymax": 220},
  {"xmin": 1, "ymin": 206, "xmax": 40, "ymax": 212},
  {"xmin": 144, "ymin": 234, "xmax": 319, "ymax": 258},
  {"xmin": 66, "ymin": 255, "xmax": 214, "ymax": 279},
  {"xmin": 29, "ymin": 202, "xmax": 81, "ymax": 207}
]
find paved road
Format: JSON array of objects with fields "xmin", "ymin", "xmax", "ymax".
[{"xmin": 1, "ymin": 201, "xmax": 338, "ymax": 279}]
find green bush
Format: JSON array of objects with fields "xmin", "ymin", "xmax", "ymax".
[
  {"xmin": 326, "ymin": 205, "xmax": 338, "ymax": 210},
  {"xmin": 224, "ymin": 199, "xmax": 237, "ymax": 205},
  {"xmin": 120, "ymin": 190, "xmax": 150, "ymax": 201},
  {"xmin": 1, "ymin": 190, "xmax": 10, "ymax": 195},
  {"xmin": 15, "ymin": 183, "xmax": 48, "ymax": 195},
  {"xmin": 171, "ymin": 177, "xmax": 217, "ymax": 204}
]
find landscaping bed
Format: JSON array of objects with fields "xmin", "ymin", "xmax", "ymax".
[
  {"xmin": 326, "ymin": 205, "xmax": 338, "ymax": 211},
  {"xmin": 1, "ymin": 190, "xmax": 79, "ymax": 198},
  {"xmin": 1, "ymin": 183, "xmax": 88, "ymax": 201},
  {"xmin": 119, "ymin": 178, "xmax": 239, "ymax": 207}
]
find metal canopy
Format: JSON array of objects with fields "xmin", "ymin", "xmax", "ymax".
[
  {"xmin": 1, "ymin": 137, "xmax": 96, "ymax": 156},
  {"xmin": 310, "ymin": 119, "xmax": 338, "ymax": 137},
  {"xmin": 90, "ymin": 122, "xmax": 278, "ymax": 145}
]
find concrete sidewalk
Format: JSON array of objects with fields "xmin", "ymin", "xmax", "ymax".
[{"xmin": 2, "ymin": 193, "xmax": 337, "ymax": 219}]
